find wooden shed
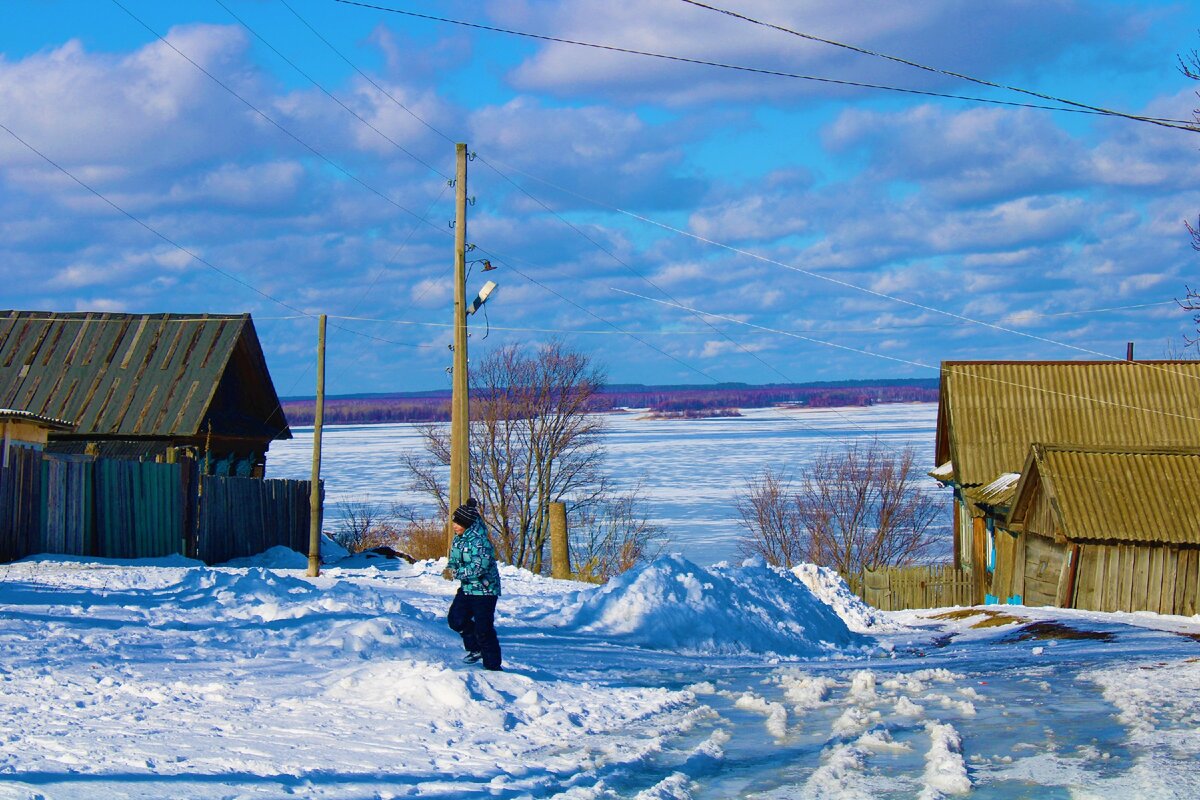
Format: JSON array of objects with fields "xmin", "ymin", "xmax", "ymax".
[
  {"xmin": 1002, "ymin": 444, "xmax": 1200, "ymax": 615},
  {"xmin": 0, "ymin": 311, "xmax": 290, "ymax": 475},
  {"xmin": 931, "ymin": 360, "xmax": 1200, "ymax": 602}
]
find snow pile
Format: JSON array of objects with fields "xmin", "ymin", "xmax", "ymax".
[
  {"xmin": 565, "ymin": 555, "xmax": 865, "ymax": 656},
  {"xmin": 221, "ymin": 545, "xmax": 309, "ymax": 569},
  {"xmin": 791, "ymin": 562, "xmax": 899, "ymax": 632}
]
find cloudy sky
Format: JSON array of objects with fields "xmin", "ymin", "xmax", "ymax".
[{"xmin": 3, "ymin": 0, "xmax": 1199, "ymax": 396}]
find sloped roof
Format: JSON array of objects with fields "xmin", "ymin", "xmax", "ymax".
[
  {"xmin": 963, "ymin": 472, "xmax": 1021, "ymax": 516},
  {"xmin": 935, "ymin": 360, "xmax": 1200, "ymax": 489},
  {"xmin": 0, "ymin": 311, "xmax": 289, "ymax": 440},
  {"xmin": 1008, "ymin": 444, "xmax": 1200, "ymax": 545}
]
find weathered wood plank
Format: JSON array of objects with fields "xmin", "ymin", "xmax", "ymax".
[
  {"xmin": 1146, "ymin": 546, "xmax": 1165, "ymax": 615},
  {"xmin": 1131, "ymin": 546, "xmax": 1151, "ymax": 613}
]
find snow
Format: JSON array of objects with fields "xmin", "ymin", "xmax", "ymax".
[
  {"xmin": 4, "ymin": 551, "xmax": 1200, "ymax": 798},
  {"xmin": 565, "ymin": 555, "xmax": 864, "ymax": 656}
]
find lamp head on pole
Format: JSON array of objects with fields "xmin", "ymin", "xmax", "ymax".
[{"xmin": 467, "ymin": 280, "xmax": 498, "ymax": 315}]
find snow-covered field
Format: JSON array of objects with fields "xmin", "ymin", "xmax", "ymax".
[
  {"xmin": 2, "ymin": 549, "xmax": 1199, "ymax": 799},
  {"xmin": 268, "ymin": 403, "xmax": 947, "ymax": 566}
]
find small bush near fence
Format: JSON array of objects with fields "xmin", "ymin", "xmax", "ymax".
[{"xmin": 841, "ymin": 564, "xmax": 975, "ymax": 611}]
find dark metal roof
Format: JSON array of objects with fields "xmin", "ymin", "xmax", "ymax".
[{"xmin": 0, "ymin": 311, "xmax": 290, "ymax": 441}]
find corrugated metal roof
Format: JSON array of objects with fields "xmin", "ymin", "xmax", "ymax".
[
  {"xmin": 0, "ymin": 311, "xmax": 288, "ymax": 440},
  {"xmin": 0, "ymin": 408, "xmax": 75, "ymax": 430},
  {"xmin": 929, "ymin": 460, "xmax": 955, "ymax": 482},
  {"xmin": 1014, "ymin": 444, "xmax": 1200, "ymax": 545},
  {"xmin": 936, "ymin": 360, "xmax": 1200, "ymax": 489},
  {"xmin": 965, "ymin": 472, "xmax": 1021, "ymax": 511}
]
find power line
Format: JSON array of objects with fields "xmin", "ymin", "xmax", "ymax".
[
  {"xmin": 0, "ymin": 120, "xmax": 430, "ymax": 352},
  {"xmin": 210, "ymin": 0, "xmax": 449, "ymax": 180},
  {"xmin": 283, "ymin": 0, "xmax": 845, "ymax": 420},
  {"xmin": 333, "ymin": 0, "xmax": 1197, "ymax": 128},
  {"xmin": 678, "ymin": 0, "xmax": 1198, "ymax": 133},
  {"xmin": 618, "ymin": 289, "xmax": 1200, "ymax": 425},
  {"xmin": 487, "ymin": 157, "xmax": 1195, "ymax": 374},
  {"xmin": 278, "ymin": 0, "xmax": 457, "ymax": 146},
  {"xmin": 109, "ymin": 0, "xmax": 447, "ymax": 230}
]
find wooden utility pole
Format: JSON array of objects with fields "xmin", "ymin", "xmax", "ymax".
[
  {"xmin": 550, "ymin": 501, "xmax": 570, "ymax": 579},
  {"xmin": 448, "ymin": 143, "xmax": 470, "ymax": 551},
  {"xmin": 307, "ymin": 314, "xmax": 327, "ymax": 577}
]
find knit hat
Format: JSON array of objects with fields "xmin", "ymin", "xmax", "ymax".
[{"xmin": 452, "ymin": 497, "xmax": 481, "ymax": 528}]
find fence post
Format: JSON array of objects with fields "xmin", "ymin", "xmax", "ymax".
[{"xmin": 550, "ymin": 501, "xmax": 570, "ymax": 579}]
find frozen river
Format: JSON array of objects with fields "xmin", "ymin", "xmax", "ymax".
[{"xmin": 268, "ymin": 402, "xmax": 948, "ymax": 565}]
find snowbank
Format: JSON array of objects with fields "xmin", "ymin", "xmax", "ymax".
[
  {"xmin": 565, "ymin": 555, "xmax": 866, "ymax": 656},
  {"xmin": 791, "ymin": 562, "xmax": 901, "ymax": 633}
]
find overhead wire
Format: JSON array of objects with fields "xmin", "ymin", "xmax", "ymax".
[
  {"xmin": 487, "ymin": 157, "xmax": 1200, "ymax": 381},
  {"xmin": 333, "ymin": 0, "xmax": 1197, "ymax": 129},
  {"xmin": 210, "ymin": 0, "xmax": 449, "ymax": 180},
  {"xmin": 317, "ymin": 0, "xmax": 1197, "ymax": 439},
  {"xmin": 0, "ymin": 121, "xmax": 431, "ymax": 353},
  {"xmin": 677, "ymin": 0, "xmax": 1199, "ymax": 133},
  {"xmin": 109, "ymin": 0, "xmax": 447, "ymax": 230},
  {"xmin": 619, "ymin": 289, "xmax": 1200, "ymax": 425},
  {"xmin": 282, "ymin": 0, "xmax": 872, "ymax": 437}
]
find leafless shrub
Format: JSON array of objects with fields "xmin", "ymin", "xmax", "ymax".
[
  {"xmin": 735, "ymin": 441, "xmax": 941, "ymax": 574},
  {"xmin": 735, "ymin": 468, "xmax": 808, "ymax": 569},
  {"xmin": 334, "ymin": 499, "xmax": 404, "ymax": 554},
  {"xmin": 570, "ymin": 488, "xmax": 668, "ymax": 582}
]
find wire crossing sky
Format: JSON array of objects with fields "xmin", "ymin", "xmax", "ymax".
[{"xmin": 1, "ymin": 0, "xmax": 1198, "ymax": 395}]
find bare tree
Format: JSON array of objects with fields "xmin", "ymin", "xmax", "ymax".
[
  {"xmin": 736, "ymin": 441, "xmax": 941, "ymax": 574},
  {"xmin": 570, "ymin": 487, "xmax": 668, "ymax": 582},
  {"xmin": 404, "ymin": 341, "xmax": 617, "ymax": 573},
  {"xmin": 735, "ymin": 468, "xmax": 807, "ymax": 568}
]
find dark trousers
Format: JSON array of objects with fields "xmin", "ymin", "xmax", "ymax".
[{"xmin": 447, "ymin": 590, "xmax": 502, "ymax": 670}]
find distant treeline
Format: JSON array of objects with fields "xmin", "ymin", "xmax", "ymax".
[{"xmin": 281, "ymin": 379, "xmax": 938, "ymax": 426}]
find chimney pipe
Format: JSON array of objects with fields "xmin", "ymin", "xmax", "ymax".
[{"xmin": 1126, "ymin": 341, "xmax": 1134, "ymax": 361}]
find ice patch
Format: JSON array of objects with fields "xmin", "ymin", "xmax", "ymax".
[{"xmin": 733, "ymin": 692, "xmax": 788, "ymax": 740}]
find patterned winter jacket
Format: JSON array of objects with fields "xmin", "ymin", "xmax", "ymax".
[{"xmin": 448, "ymin": 521, "xmax": 502, "ymax": 596}]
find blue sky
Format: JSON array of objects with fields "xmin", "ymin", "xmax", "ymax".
[{"xmin": 3, "ymin": 0, "xmax": 1198, "ymax": 396}]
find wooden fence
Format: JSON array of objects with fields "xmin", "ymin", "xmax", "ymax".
[
  {"xmin": 197, "ymin": 476, "xmax": 315, "ymax": 564},
  {"xmin": 0, "ymin": 446, "xmax": 315, "ymax": 565},
  {"xmin": 843, "ymin": 564, "xmax": 976, "ymax": 611}
]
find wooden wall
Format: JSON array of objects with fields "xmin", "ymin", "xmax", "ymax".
[
  {"xmin": 1074, "ymin": 542, "xmax": 1200, "ymax": 616},
  {"xmin": 1021, "ymin": 532, "xmax": 1067, "ymax": 607}
]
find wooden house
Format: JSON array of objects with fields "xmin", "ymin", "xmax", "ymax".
[
  {"xmin": 1000, "ymin": 444, "xmax": 1200, "ymax": 616},
  {"xmin": 932, "ymin": 360, "xmax": 1200, "ymax": 606},
  {"xmin": 0, "ymin": 311, "xmax": 291, "ymax": 476}
]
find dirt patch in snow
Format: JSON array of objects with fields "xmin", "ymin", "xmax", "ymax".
[{"xmin": 1003, "ymin": 621, "xmax": 1115, "ymax": 643}]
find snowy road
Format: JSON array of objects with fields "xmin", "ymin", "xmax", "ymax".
[{"xmin": 1, "ymin": 553, "xmax": 1198, "ymax": 799}]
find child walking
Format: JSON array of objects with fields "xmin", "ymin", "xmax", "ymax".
[{"xmin": 445, "ymin": 498, "xmax": 503, "ymax": 671}]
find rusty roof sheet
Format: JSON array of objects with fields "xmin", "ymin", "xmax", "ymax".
[
  {"xmin": 1013, "ymin": 444, "xmax": 1200, "ymax": 545},
  {"xmin": 935, "ymin": 360, "xmax": 1200, "ymax": 489},
  {"xmin": 0, "ymin": 311, "xmax": 287, "ymax": 439}
]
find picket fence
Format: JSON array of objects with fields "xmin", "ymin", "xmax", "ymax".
[
  {"xmin": 842, "ymin": 564, "xmax": 976, "ymax": 611},
  {"xmin": 0, "ymin": 445, "xmax": 317, "ymax": 564}
]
